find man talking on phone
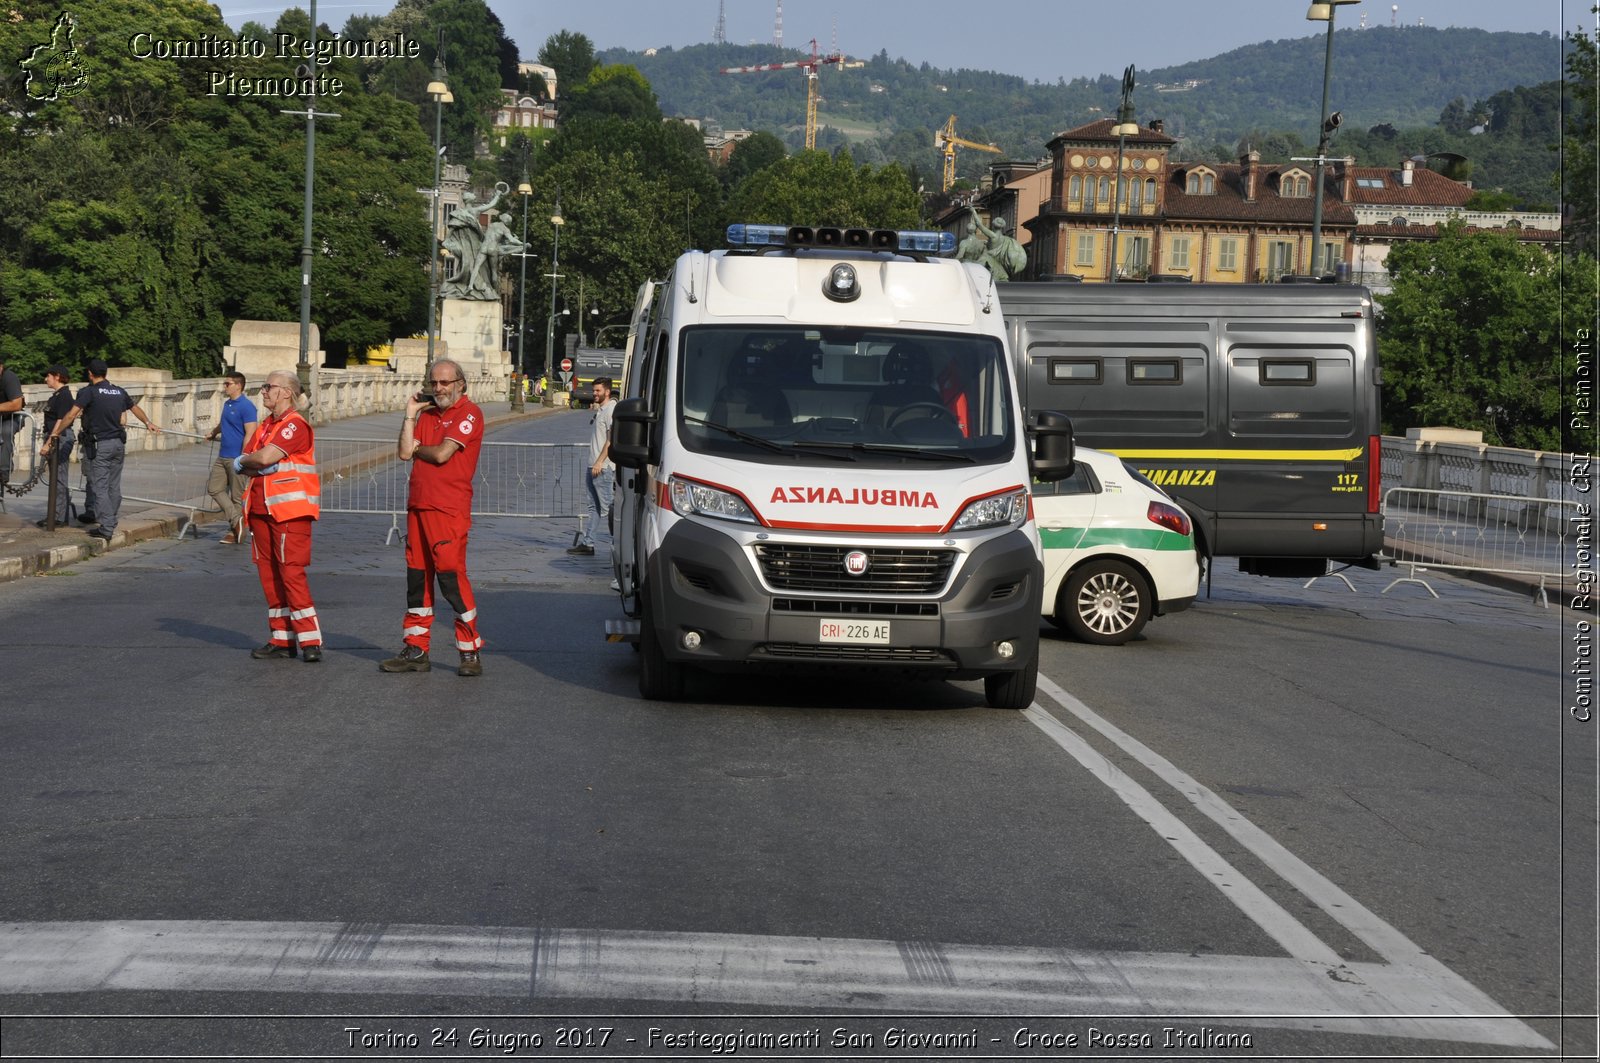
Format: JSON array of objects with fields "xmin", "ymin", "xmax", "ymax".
[{"xmin": 381, "ymin": 359, "xmax": 486, "ymax": 677}]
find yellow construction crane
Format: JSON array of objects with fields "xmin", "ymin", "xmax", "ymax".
[
  {"xmin": 935, "ymin": 115, "xmax": 1001, "ymax": 192},
  {"xmin": 721, "ymin": 39, "xmax": 863, "ymax": 151}
]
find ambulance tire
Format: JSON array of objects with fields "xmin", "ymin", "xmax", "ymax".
[
  {"xmin": 638, "ymin": 589, "xmax": 687, "ymax": 701},
  {"xmin": 984, "ymin": 653, "xmax": 1037, "ymax": 710},
  {"xmin": 1061, "ymin": 559, "xmax": 1150, "ymax": 645}
]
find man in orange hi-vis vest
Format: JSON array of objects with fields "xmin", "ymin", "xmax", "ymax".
[
  {"xmin": 236, "ymin": 369, "xmax": 322, "ymax": 663},
  {"xmin": 381, "ymin": 358, "xmax": 485, "ymax": 678}
]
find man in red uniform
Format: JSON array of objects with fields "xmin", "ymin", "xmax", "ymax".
[
  {"xmin": 381, "ymin": 359, "xmax": 485, "ymax": 677},
  {"xmin": 237, "ymin": 370, "xmax": 322, "ymax": 663}
]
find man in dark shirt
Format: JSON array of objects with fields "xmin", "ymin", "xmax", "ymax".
[
  {"xmin": 44, "ymin": 358, "xmax": 161, "ymax": 542},
  {"xmin": 35, "ymin": 366, "xmax": 76, "ymax": 528},
  {"xmin": 0, "ymin": 356, "xmax": 22, "ymax": 489}
]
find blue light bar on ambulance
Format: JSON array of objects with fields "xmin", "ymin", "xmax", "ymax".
[{"xmin": 726, "ymin": 224, "xmax": 957, "ymax": 256}]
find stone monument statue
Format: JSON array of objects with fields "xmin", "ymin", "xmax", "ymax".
[
  {"xmin": 441, "ymin": 182, "xmax": 511, "ymax": 300},
  {"xmin": 966, "ymin": 208, "xmax": 1026, "ymax": 281}
]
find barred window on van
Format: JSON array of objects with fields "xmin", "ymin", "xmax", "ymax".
[
  {"xmin": 1049, "ymin": 358, "xmax": 1101, "ymax": 383},
  {"xmin": 1260, "ymin": 359, "xmax": 1315, "ymax": 385},
  {"xmin": 1128, "ymin": 359, "xmax": 1181, "ymax": 384}
]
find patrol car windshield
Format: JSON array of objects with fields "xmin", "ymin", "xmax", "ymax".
[{"xmin": 677, "ymin": 326, "xmax": 1014, "ymax": 465}]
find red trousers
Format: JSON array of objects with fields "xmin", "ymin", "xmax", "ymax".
[
  {"xmin": 249, "ymin": 515, "xmax": 321, "ymax": 649},
  {"xmin": 403, "ymin": 508, "xmax": 482, "ymax": 655}
]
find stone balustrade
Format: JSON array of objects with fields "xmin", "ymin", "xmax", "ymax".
[{"xmin": 12, "ymin": 366, "xmax": 506, "ymax": 457}]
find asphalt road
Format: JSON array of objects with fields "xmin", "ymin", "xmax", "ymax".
[{"xmin": 0, "ymin": 407, "xmax": 1593, "ymax": 1061}]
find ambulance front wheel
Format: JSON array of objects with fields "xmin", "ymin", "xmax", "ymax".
[
  {"xmin": 638, "ymin": 589, "xmax": 687, "ymax": 701},
  {"xmin": 984, "ymin": 653, "xmax": 1037, "ymax": 710}
]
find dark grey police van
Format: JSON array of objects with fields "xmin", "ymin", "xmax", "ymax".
[
  {"xmin": 566, "ymin": 346, "xmax": 626, "ymax": 408},
  {"xmin": 999, "ymin": 281, "xmax": 1384, "ymax": 578}
]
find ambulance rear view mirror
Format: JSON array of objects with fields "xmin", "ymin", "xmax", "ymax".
[
  {"xmin": 1029, "ymin": 409, "xmax": 1075, "ymax": 482},
  {"xmin": 611, "ymin": 397, "xmax": 655, "ymax": 470}
]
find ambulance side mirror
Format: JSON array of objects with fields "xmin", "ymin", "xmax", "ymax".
[
  {"xmin": 1029, "ymin": 409, "xmax": 1075, "ymax": 482},
  {"xmin": 610, "ymin": 397, "xmax": 654, "ymax": 470}
]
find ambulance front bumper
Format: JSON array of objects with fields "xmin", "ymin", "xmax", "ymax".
[{"xmin": 644, "ymin": 519, "xmax": 1042, "ymax": 679}]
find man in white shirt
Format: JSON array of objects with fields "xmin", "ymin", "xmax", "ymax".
[{"xmin": 568, "ymin": 377, "xmax": 617, "ymax": 557}]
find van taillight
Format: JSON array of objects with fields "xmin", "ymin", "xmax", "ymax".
[
  {"xmin": 1148, "ymin": 500, "xmax": 1191, "ymax": 536},
  {"xmin": 1367, "ymin": 435, "xmax": 1381, "ymax": 514}
]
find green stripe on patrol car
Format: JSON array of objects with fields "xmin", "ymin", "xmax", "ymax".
[{"xmin": 1039, "ymin": 526, "xmax": 1192, "ymax": 552}]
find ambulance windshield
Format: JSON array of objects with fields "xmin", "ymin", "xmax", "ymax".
[{"xmin": 677, "ymin": 326, "xmax": 1014, "ymax": 465}]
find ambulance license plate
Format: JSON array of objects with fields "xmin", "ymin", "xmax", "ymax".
[{"xmin": 819, "ymin": 619, "xmax": 891, "ymax": 644}]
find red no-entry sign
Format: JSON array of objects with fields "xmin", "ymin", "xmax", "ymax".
[{"xmin": 560, "ymin": 358, "xmax": 573, "ymax": 372}]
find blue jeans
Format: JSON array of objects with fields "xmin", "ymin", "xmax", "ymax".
[{"xmin": 580, "ymin": 468, "xmax": 614, "ymax": 547}]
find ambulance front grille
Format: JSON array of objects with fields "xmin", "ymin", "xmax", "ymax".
[
  {"xmin": 759, "ymin": 644, "xmax": 954, "ymax": 665},
  {"xmin": 755, "ymin": 545, "xmax": 956, "ymax": 595}
]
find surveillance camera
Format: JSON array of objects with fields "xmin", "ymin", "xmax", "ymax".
[{"xmin": 1324, "ymin": 111, "xmax": 1343, "ymax": 132}]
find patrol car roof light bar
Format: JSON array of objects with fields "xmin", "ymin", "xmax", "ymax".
[{"xmin": 725, "ymin": 224, "xmax": 957, "ymax": 258}]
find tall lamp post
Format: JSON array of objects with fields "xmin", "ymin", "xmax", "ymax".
[
  {"xmin": 1307, "ymin": 0, "xmax": 1359, "ymax": 277},
  {"xmin": 542, "ymin": 194, "xmax": 564, "ymax": 406},
  {"xmin": 424, "ymin": 55, "xmax": 452, "ymax": 366},
  {"xmin": 513, "ymin": 172, "xmax": 533, "ymax": 410},
  {"xmin": 282, "ymin": 0, "xmax": 340, "ymax": 394},
  {"xmin": 1106, "ymin": 65, "xmax": 1139, "ymax": 282}
]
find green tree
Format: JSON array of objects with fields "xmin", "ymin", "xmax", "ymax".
[
  {"xmin": 561, "ymin": 64, "xmax": 660, "ymax": 123},
  {"xmin": 1565, "ymin": 11, "xmax": 1598, "ymax": 256},
  {"xmin": 722, "ymin": 149, "xmax": 920, "ymax": 229},
  {"xmin": 539, "ymin": 30, "xmax": 599, "ymax": 100},
  {"xmin": 1377, "ymin": 220, "xmax": 1591, "ymax": 451},
  {"xmin": 719, "ymin": 131, "xmax": 787, "ymax": 190}
]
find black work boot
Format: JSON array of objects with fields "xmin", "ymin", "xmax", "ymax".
[
  {"xmin": 380, "ymin": 645, "xmax": 431, "ymax": 672},
  {"xmin": 251, "ymin": 643, "xmax": 297, "ymax": 660},
  {"xmin": 457, "ymin": 652, "xmax": 482, "ymax": 677}
]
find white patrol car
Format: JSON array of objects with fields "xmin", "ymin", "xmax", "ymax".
[{"xmin": 1034, "ymin": 446, "xmax": 1200, "ymax": 644}]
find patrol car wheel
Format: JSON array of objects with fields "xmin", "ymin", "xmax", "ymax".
[
  {"xmin": 638, "ymin": 589, "xmax": 687, "ymax": 701},
  {"xmin": 1061, "ymin": 560, "xmax": 1150, "ymax": 645}
]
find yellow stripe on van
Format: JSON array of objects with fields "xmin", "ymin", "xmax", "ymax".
[{"xmin": 1106, "ymin": 447, "xmax": 1365, "ymax": 462}]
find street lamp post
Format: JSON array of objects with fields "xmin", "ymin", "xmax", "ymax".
[
  {"xmin": 543, "ymin": 194, "xmax": 564, "ymax": 406},
  {"xmin": 424, "ymin": 55, "xmax": 452, "ymax": 366},
  {"xmin": 1106, "ymin": 65, "xmax": 1139, "ymax": 283},
  {"xmin": 1307, "ymin": 1, "xmax": 1359, "ymax": 277},
  {"xmin": 513, "ymin": 173, "xmax": 533, "ymax": 410},
  {"xmin": 282, "ymin": 0, "xmax": 339, "ymax": 396}
]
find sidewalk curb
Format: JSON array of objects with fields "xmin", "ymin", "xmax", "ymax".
[{"xmin": 0, "ymin": 405, "xmax": 554, "ymax": 586}]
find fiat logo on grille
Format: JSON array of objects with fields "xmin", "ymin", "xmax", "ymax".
[{"xmin": 844, "ymin": 550, "xmax": 870, "ymax": 576}]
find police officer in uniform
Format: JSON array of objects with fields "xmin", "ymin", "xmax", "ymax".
[
  {"xmin": 36, "ymin": 366, "xmax": 77, "ymax": 528},
  {"xmin": 44, "ymin": 358, "xmax": 160, "ymax": 541}
]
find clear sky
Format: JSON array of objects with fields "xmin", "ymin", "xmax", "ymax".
[{"xmin": 216, "ymin": 1, "xmax": 1579, "ymax": 83}]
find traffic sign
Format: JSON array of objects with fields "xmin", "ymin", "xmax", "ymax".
[{"xmin": 560, "ymin": 357, "xmax": 573, "ymax": 372}]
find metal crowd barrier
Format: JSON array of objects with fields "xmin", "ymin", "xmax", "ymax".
[
  {"xmin": 1380, "ymin": 486, "xmax": 1581, "ymax": 606},
  {"xmin": 117, "ymin": 427, "xmax": 225, "ymax": 537},
  {"xmin": 317, "ymin": 437, "xmax": 589, "ymax": 543}
]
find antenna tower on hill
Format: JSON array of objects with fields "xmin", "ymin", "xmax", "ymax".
[
  {"xmin": 774, "ymin": 0, "xmax": 784, "ymax": 48},
  {"xmin": 713, "ymin": 0, "xmax": 726, "ymax": 45}
]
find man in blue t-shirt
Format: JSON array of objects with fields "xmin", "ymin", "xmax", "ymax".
[{"xmin": 206, "ymin": 371, "xmax": 258, "ymax": 544}]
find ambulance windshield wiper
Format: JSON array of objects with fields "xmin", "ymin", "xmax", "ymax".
[
  {"xmin": 789, "ymin": 441, "xmax": 977, "ymax": 464},
  {"xmin": 682, "ymin": 415, "xmax": 789, "ymax": 454}
]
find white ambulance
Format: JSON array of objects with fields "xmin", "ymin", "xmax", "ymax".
[{"xmin": 609, "ymin": 224, "xmax": 1075, "ymax": 708}]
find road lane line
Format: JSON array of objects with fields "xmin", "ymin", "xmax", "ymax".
[
  {"xmin": 0, "ymin": 920, "xmax": 1553, "ymax": 1046},
  {"xmin": 1018, "ymin": 703, "xmax": 1342, "ymax": 966},
  {"xmin": 1029, "ymin": 675, "xmax": 1553, "ymax": 1050}
]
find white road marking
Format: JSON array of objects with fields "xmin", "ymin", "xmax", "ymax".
[
  {"xmin": 0, "ymin": 920, "xmax": 1552, "ymax": 1046},
  {"xmin": 1027, "ymin": 675, "xmax": 1553, "ymax": 1051}
]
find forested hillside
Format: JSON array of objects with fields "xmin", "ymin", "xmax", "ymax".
[{"xmin": 605, "ymin": 26, "xmax": 1565, "ymax": 208}]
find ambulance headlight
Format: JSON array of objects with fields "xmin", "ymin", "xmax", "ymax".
[
  {"xmin": 951, "ymin": 488, "xmax": 1029, "ymax": 531},
  {"xmin": 670, "ymin": 476, "xmax": 759, "ymax": 524}
]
